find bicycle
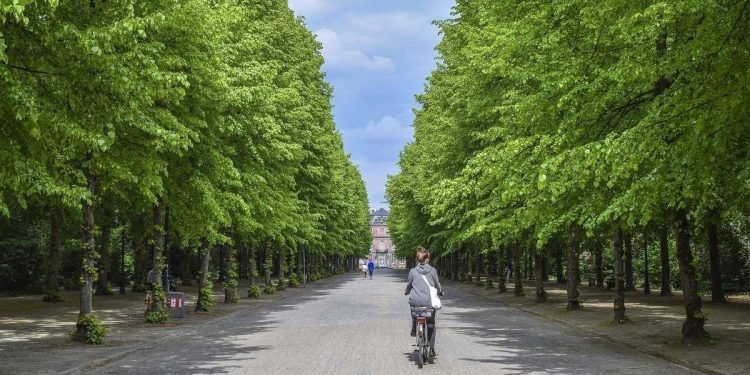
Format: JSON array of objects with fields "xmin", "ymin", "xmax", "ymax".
[{"xmin": 410, "ymin": 306, "xmax": 435, "ymax": 368}]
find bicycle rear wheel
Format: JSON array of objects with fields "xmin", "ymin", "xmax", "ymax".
[
  {"xmin": 416, "ymin": 323, "xmax": 425, "ymax": 368},
  {"xmin": 417, "ymin": 337, "xmax": 425, "ymax": 367}
]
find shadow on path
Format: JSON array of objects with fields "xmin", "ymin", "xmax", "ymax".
[{"xmin": 94, "ymin": 276, "xmax": 348, "ymax": 374}]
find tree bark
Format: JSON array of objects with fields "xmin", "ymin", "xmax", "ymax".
[
  {"xmin": 278, "ymin": 247, "xmax": 286, "ymax": 290},
  {"xmin": 674, "ymin": 209, "xmax": 709, "ymax": 344},
  {"xmin": 527, "ymin": 247, "xmax": 533, "ymax": 280},
  {"xmin": 706, "ymin": 211, "xmax": 725, "ymax": 302},
  {"xmin": 79, "ymin": 174, "xmax": 97, "ymax": 318},
  {"xmin": 659, "ymin": 228, "xmax": 672, "ymax": 296},
  {"xmin": 151, "ymin": 199, "xmax": 164, "ymax": 288},
  {"xmin": 239, "ymin": 245, "xmax": 248, "ymax": 279},
  {"xmin": 475, "ymin": 251, "xmax": 482, "ymax": 286},
  {"xmin": 95, "ymin": 214, "xmax": 113, "ymax": 295},
  {"xmin": 595, "ymin": 240, "xmax": 604, "ymax": 288},
  {"xmin": 263, "ymin": 245, "xmax": 272, "ymax": 287},
  {"xmin": 248, "ymin": 245, "xmax": 256, "ymax": 287},
  {"xmin": 613, "ymin": 228, "xmax": 627, "ymax": 323},
  {"xmin": 643, "ymin": 235, "xmax": 651, "ymax": 295},
  {"xmin": 535, "ymin": 247, "xmax": 547, "ymax": 302},
  {"xmin": 497, "ymin": 248, "xmax": 507, "ymax": 293},
  {"xmin": 46, "ymin": 207, "xmax": 63, "ymax": 294},
  {"xmin": 566, "ymin": 227, "xmax": 581, "ymax": 310},
  {"xmin": 195, "ymin": 242, "xmax": 211, "ymax": 312},
  {"xmin": 625, "ymin": 233, "xmax": 634, "ymax": 290},
  {"xmin": 512, "ymin": 245, "xmax": 524, "ymax": 296},
  {"xmin": 555, "ymin": 244, "xmax": 564, "ymax": 283}
]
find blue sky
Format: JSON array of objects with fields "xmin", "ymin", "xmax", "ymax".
[{"xmin": 287, "ymin": 0, "xmax": 455, "ymax": 210}]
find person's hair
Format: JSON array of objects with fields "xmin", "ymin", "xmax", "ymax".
[{"xmin": 416, "ymin": 246, "xmax": 429, "ymax": 263}]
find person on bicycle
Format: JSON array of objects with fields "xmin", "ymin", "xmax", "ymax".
[{"xmin": 404, "ymin": 247, "xmax": 443, "ymax": 357}]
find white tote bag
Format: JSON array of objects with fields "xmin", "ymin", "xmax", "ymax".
[{"xmin": 420, "ymin": 274, "xmax": 442, "ymax": 310}]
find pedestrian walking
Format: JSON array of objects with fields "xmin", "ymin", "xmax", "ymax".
[{"xmin": 367, "ymin": 259, "xmax": 375, "ymax": 279}]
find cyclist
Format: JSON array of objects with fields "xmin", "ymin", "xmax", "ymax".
[{"xmin": 404, "ymin": 246, "xmax": 443, "ymax": 357}]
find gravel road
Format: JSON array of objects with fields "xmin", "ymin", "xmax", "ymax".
[{"xmin": 89, "ymin": 269, "xmax": 700, "ymax": 375}]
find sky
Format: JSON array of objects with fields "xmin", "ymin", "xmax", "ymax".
[{"xmin": 287, "ymin": 0, "xmax": 455, "ymax": 210}]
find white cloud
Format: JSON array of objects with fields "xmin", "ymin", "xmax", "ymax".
[
  {"xmin": 352, "ymin": 159, "xmax": 400, "ymax": 209},
  {"xmin": 348, "ymin": 12, "xmax": 426, "ymax": 34},
  {"xmin": 315, "ymin": 28, "xmax": 396, "ymax": 72},
  {"xmin": 347, "ymin": 115, "xmax": 413, "ymax": 141}
]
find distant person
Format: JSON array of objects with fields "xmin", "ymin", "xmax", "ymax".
[
  {"xmin": 367, "ymin": 259, "xmax": 375, "ymax": 279},
  {"xmin": 405, "ymin": 247, "xmax": 443, "ymax": 357},
  {"xmin": 361, "ymin": 261, "xmax": 368, "ymax": 279}
]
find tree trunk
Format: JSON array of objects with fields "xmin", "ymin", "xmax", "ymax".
[
  {"xmin": 224, "ymin": 244, "xmax": 238, "ymax": 303},
  {"xmin": 218, "ymin": 243, "xmax": 226, "ymax": 284},
  {"xmin": 613, "ymin": 229, "xmax": 627, "ymax": 323},
  {"xmin": 706, "ymin": 212, "xmax": 725, "ymax": 303},
  {"xmin": 535, "ymin": 247, "xmax": 547, "ymax": 302},
  {"xmin": 512, "ymin": 245, "xmax": 523, "ymax": 296},
  {"xmin": 475, "ymin": 252, "xmax": 482, "ymax": 286},
  {"xmin": 527, "ymin": 247, "xmax": 533, "ymax": 280},
  {"xmin": 45, "ymin": 207, "xmax": 63, "ymax": 296},
  {"xmin": 119, "ymin": 230, "xmax": 126, "ymax": 295},
  {"xmin": 248, "ymin": 245, "xmax": 256, "ymax": 287},
  {"xmin": 497, "ymin": 248, "xmax": 507, "ymax": 293},
  {"xmin": 625, "ymin": 233, "xmax": 634, "ymax": 291},
  {"xmin": 659, "ymin": 228, "xmax": 672, "ymax": 296},
  {"xmin": 195, "ymin": 242, "xmax": 211, "ymax": 312},
  {"xmin": 263, "ymin": 245, "xmax": 272, "ymax": 287},
  {"xmin": 674, "ymin": 209, "xmax": 709, "ymax": 344},
  {"xmin": 566, "ymin": 227, "xmax": 581, "ymax": 310},
  {"xmin": 595, "ymin": 240, "xmax": 604, "ymax": 288},
  {"xmin": 278, "ymin": 247, "xmax": 286, "ymax": 290},
  {"xmin": 132, "ymin": 236, "xmax": 147, "ymax": 292},
  {"xmin": 541, "ymin": 250, "xmax": 548, "ymax": 281},
  {"xmin": 151, "ymin": 200, "xmax": 164, "ymax": 288},
  {"xmin": 555, "ymin": 244, "xmax": 564, "ymax": 283},
  {"xmin": 78, "ymin": 173, "xmax": 97, "ymax": 324},
  {"xmin": 95, "ymin": 213, "xmax": 113, "ymax": 296},
  {"xmin": 239, "ymin": 246, "xmax": 247, "ymax": 279},
  {"xmin": 643, "ymin": 235, "xmax": 651, "ymax": 295}
]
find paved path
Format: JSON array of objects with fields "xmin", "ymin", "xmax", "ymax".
[{"xmin": 89, "ymin": 270, "xmax": 700, "ymax": 374}]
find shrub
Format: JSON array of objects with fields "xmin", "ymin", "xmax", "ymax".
[
  {"xmin": 71, "ymin": 313, "xmax": 107, "ymax": 344},
  {"xmin": 144, "ymin": 286, "xmax": 170, "ymax": 324},
  {"xmin": 247, "ymin": 285, "xmax": 262, "ymax": 298},
  {"xmin": 263, "ymin": 284, "xmax": 276, "ymax": 294},
  {"xmin": 43, "ymin": 288, "xmax": 65, "ymax": 302},
  {"xmin": 288, "ymin": 273, "xmax": 301, "ymax": 288}
]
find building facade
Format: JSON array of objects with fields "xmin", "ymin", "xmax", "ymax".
[{"xmin": 369, "ymin": 209, "xmax": 405, "ymax": 269}]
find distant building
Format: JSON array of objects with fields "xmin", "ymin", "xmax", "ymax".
[{"xmin": 369, "ymin": 209, "xmax": 405, "ymax": 269}]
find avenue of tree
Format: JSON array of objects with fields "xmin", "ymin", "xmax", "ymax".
[
  {"xmin": 0, "ymin": 0, "xmax": 371, "ymax": 343},
  {"xmin": 387, "ymin": 0, "xmax": 750, "ymax": 345}
]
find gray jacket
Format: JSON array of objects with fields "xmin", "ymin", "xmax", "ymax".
[{"xmin": 405, "ymin": 263, "xmax": 442, "ymax": 307}]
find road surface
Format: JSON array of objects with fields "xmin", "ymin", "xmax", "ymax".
[{"xmin": 90, "ymin": 269, "xmax": 699, "ymax": 374}]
